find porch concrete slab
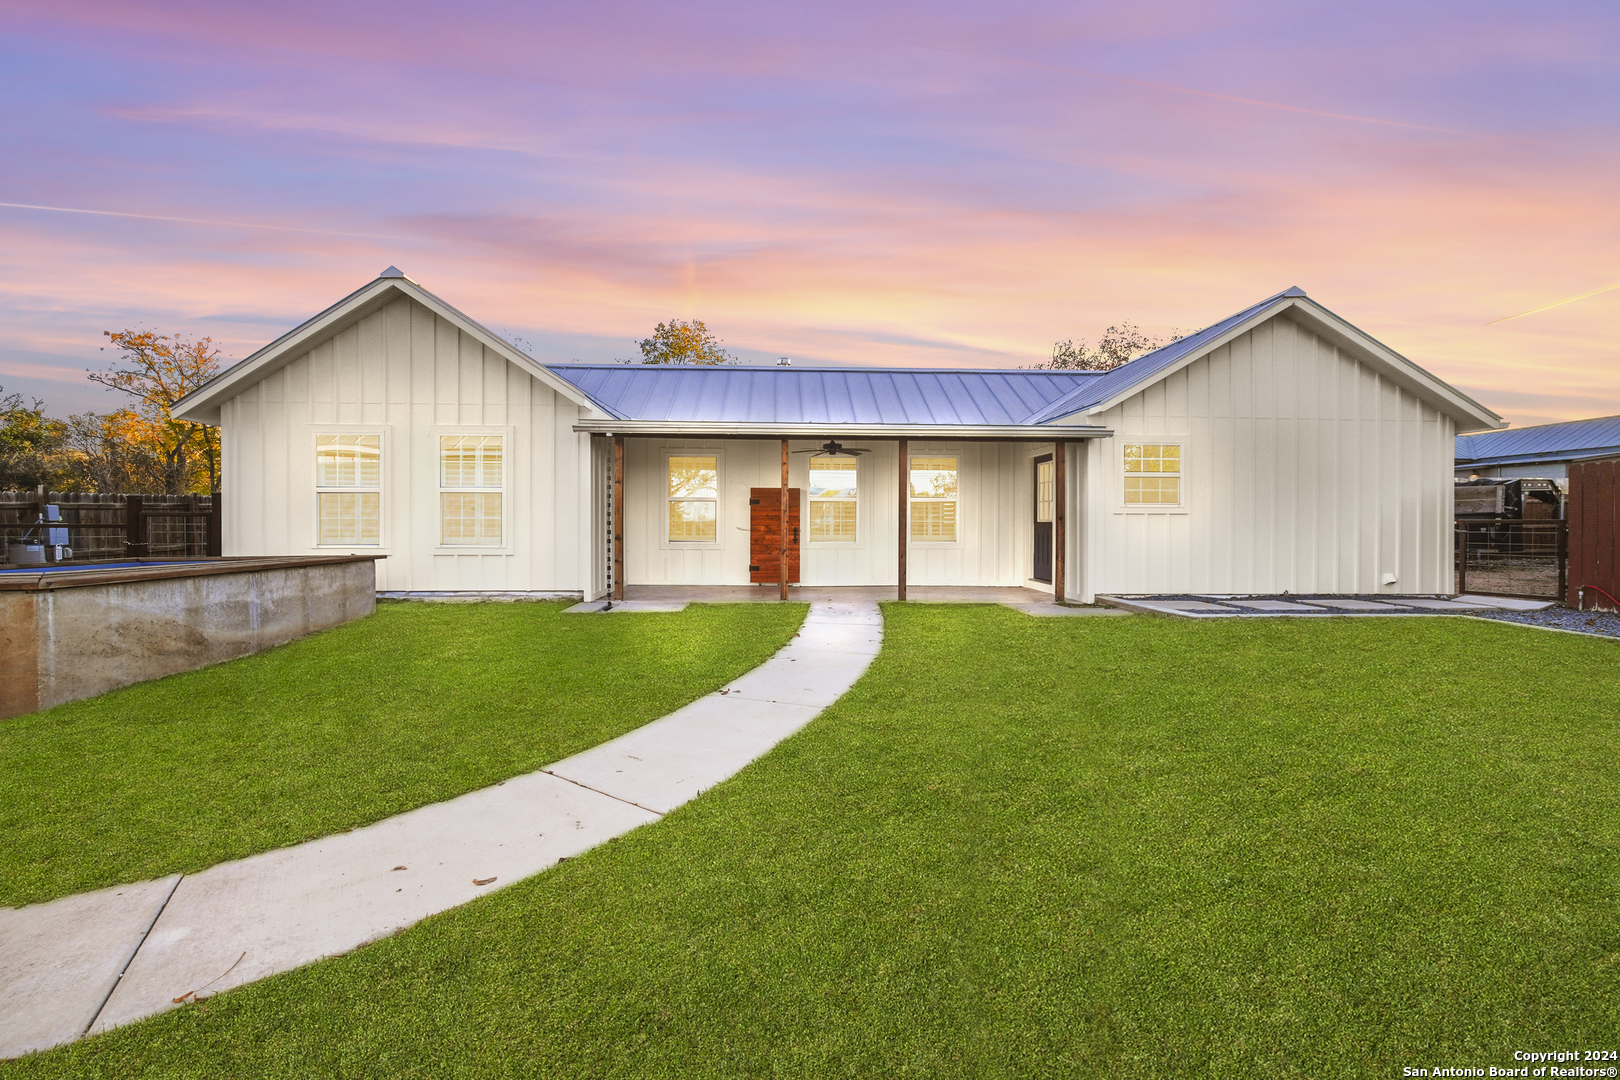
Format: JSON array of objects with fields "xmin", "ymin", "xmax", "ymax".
[
  {"xmin": 1224, "ymin": 600, "xmax": 1327, "ymax": 612},
  {"xmin": 1308, "ymin": 599, "xmax": 1407, "ymax": 611},
  {"xmin": 0, "ymin": 875, "xmax": 180, "ymax": 1059},
  {"xmin": 1397, "ymin": 598, "xmax": 1493, "ymax": 611},
  {"xmin": 1455, "ymin": 595, "xmax": 1556, "ymax": 611},
  {"xmin": 95, "ymin": 772, "xmax": 656, "ymax": 1035}
]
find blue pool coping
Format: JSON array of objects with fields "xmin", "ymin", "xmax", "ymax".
[{"xmin": 0, "ymin": 560, "xmax": 198, "ymax": 574}]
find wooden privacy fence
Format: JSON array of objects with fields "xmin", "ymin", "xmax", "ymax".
[
  {"xmin": 1568, "ymin": 457, "xmax": 1620, "ymax": 612},
  {"xmin": 0, "ymin": 491, "xmax": 221, "ymax": 564}
]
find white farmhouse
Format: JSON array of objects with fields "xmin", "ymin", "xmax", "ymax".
[{"xmin": 173, "ymin": 269, "xmax": 1502, "ymax": 603}]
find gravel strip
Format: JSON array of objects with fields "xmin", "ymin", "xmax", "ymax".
[
  {"xmin": 1117, "ymin": 594, "xmax": 1620, "ymax": 640},
  {"xmin": 1467, "ymin": 606, "xmax": 1620, "ymax": 639}
]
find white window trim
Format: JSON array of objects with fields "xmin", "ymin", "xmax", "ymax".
[
  {"xmin": 661, "ymin": 447, "xmax": 725, "ymax": 550},
  {"xmin": 311, "ymin": 426, "xmax": 390, "ymax": 550},
  {"xmin": 907, "ymin": 447, "xmax": 964, "ymax": 546},
  {"xmin": 807, "ymin": 454, "xmax": 862, "ymax": 546},
  {"xmin": 432, "ymin": 425, "xmax": 515, "ymax": 553},
  {"xmin": 1115, "ymin": 434, "xmax": 1190, "ymax": 515}
]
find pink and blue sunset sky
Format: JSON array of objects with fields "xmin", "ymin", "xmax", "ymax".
[{"xmin": 1, "ymin": 0, "xmax": 1615, "ymax": 426}]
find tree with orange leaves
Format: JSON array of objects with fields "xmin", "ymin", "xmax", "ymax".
[{"xmin": 90, "ymin": 331, "xmax": 222, "ymax": 494}]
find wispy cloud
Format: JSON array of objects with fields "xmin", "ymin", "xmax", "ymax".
[
  {"xmin": 913, "ymin": 44, "xmax": 1482, "ymax": 136},
  {"xmin": 0, "ymin": 201, "xmax": 414, "ymax": 242}
]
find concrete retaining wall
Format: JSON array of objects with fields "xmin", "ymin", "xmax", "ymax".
[{"xmin": 1, "ymin": 558, "xmax": 377, "ymax": 719}]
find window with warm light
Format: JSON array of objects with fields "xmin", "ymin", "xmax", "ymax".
[
  {"xmin": 909, "ymin": 455, "xmax": 958, "ymax": 541},
  {"xmin": 668, "ymin": 454, "xmax": 719, "ymax": 542},
  {"xmin": 316, "ymin": 434, "xmax": 381, "ymax": 545},
  {"xmin": 809, "ymin": 457, "xmax": 858, "ymax": 542},
  {"xmin": 440, "ymin": 434, "xmax": 504, "ymax": 545},
  {"xmin": 1123, "ymin": 443, "xmax": 1181, "ymax": 505},
  {"xmin": 1035, "ymin": 458, "xmax": 1055, "ymax": 523}
]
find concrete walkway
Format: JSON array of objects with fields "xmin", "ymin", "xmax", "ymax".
[{"xmin": 0, "ymin": 599, "xmax": 883, "ymax": 1061}]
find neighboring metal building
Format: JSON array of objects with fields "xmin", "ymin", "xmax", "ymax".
[
  {"xmin": 1455, "ymin": 414, "xmax": 1620, "ymax": 482},
  {"xmin": 173, "ymin": 271, "xmax": 1503, "ymax": 602}
]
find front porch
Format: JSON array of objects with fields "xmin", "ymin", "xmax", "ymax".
[{"xmin": 586, "ymin": 427, "xmax": 1112, "ymax": 605}]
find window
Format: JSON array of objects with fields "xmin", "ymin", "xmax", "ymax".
[
  {"xmin": 668, "ymin": 454, "xmax": 718, "ymax": 542},
  {"xmin": 909, "ymin": 455, "xmax": 958, "ymax": 542},
  {"xmin": 809, "ymin": 457, "xmax": 858, "ymax": 542},
  {"xmin": 440, "ymin": 435, "xmax": 504, "ymax": 546},
  {"xmin": 1124, "ymin": 443, "xmax": 1181, "ymax": 505},
  {"xmin": 1035, "ymin": 457, "xmax": 1055, "ymax": 523},
  {"xmin": 316, "ymin": 434, "xmax": 381, "ymax": 545}
]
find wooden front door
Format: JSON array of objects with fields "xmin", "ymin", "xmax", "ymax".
[
  {"xmin": 749, "ymin": 488, "xmax": 802, "ymax": 584},
  {"xmin": 1033, "ymin": 455, "xmax": 1054, "ymax": 583}
]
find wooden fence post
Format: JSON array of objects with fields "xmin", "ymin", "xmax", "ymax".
[
  {"xmin": 125, "ymin": 495, "xmax": 147, "ymax": 558},
  {"xmin": 207, "ymin": 490, "xmax": 223, "ymax": 557}
]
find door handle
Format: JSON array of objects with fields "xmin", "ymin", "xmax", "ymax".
[{"xmin": 792, "ymin": 527, "xmax": 799, "ymax": 544}]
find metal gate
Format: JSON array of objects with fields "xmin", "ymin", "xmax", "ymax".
[{"xmin": 1455, "ymin": 518, "xmax": 1567, "ymax": 600}]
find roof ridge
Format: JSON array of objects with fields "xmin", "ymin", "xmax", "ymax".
[{"xmin": 542, "ymin": 363, "xmax": 1107, "ymax": 375}]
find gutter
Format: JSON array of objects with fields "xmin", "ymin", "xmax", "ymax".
[{"xmin": 570, "ymin": 420, "xmax": 1113, "ymax": 441}]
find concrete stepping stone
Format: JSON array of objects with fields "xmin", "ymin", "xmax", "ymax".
[
  {"xmin": 1223, "ymin": 600, "xmax": 1327, "ymax": 612},
  {"xmin": 1454, "ymin": 595, "xmax": 1555, "ymax": 611},
  {"xmin": 1135, "ymin": 600, "xmax": 1238, "ymax": 614},
  {"xmin": 1307, "ymin": 599, "xmax": 1407, "ymax": 611},
  {"xmin": 1397, "ymin": 598, "xmax": 1492, "ymax": 611},
  {"xmin": 1, "ymin": 599, "xmax": 881, "ymax": 1060}
]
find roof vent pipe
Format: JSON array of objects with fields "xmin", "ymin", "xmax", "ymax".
[{"xmin": 777, "ymin": 357, "xmax": 791, "ymax": 366}]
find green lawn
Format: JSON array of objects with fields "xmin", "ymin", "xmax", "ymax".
[
  {"xmin": 12, "ymin": 608, "xmax": 1620, "ymax": 1078},
  {"xmin": 0, "ymin": 600, "xmax": 807, "ymax": 909}
]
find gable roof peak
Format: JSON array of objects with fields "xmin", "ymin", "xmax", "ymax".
[
  {"xmin": 1281, "ymin": 285, "xmax": 1307, "ymax": 297},
  {"xmin": 379, "ymin": 265, "xmax": 407, "ymax": 279}
]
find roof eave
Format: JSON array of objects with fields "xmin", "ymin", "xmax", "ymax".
[
  {"xmin": 1456, "ymin": 445, "xmax": 1620, "ymax": 469},
  {"xmin": 571, "ymin": 419, "xmax": 1113, "ymax": 440}
]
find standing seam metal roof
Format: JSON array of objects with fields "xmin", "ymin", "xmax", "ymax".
[
  {"xmin": 1455, "ymin": 414, "xmax": 1620, "ymax": 465},
  {"xmin": 545, "ymin": 365, "xmax": 1108, "ymax": 426}
]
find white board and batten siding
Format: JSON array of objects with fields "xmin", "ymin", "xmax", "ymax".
[
  {"xmin": 621, "ymin": 439, "xmax": 1054, "ymax": 587},
  {"xmin": 1077, "ymin": 315, "xmax": 1455, "ymax": 601},
  {"xmin": 218, "ymin": 296, "xmax": 592, "ymax": 594}
]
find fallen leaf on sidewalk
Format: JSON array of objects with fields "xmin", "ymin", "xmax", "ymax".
[
  {"xmin": 391, "ymin": 865, "xmax": 407, "ymax": 871},
  {"xmin": 473, "ymin": 877, "xmax": 497, "ymax": 886},
  {"xmin": 173, "ymin": 951, "xmax": 246, "ymax": 1004}
]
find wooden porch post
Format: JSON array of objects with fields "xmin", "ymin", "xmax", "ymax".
[
  {"xmin": 780, "ymin": 439, "xmax": 790, "ymax": 601},
  {"xmin": 897, "ymin": 438, "xmax": 908, "ymax": 601},
  {"xmin": 1053, "ymin": 439, "xmax": 1066, "ymax": 604},
  {"xmin": 612, "ymin": 435, "xmax": 624, "ymax": 601}
]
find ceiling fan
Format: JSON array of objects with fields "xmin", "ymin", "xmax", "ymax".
[{"xmin": 792, "ymin": 439, "xmax": 872, "ymax": 457}]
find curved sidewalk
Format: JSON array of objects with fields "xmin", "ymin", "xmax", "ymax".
[{"xmin": 0, "ymin": 599, "xmax": 882, "ymax": 1061}]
